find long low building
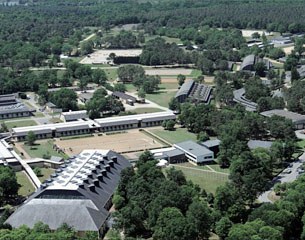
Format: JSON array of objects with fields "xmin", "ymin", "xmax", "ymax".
[
  {"xmin": 60, "ymin": 110, "xmax": 88, "ymax": 122},
  {"xmin": 260, "ymin": 109, "xmax": 305, "ymax": 129},
  {"xmin": 12, "ymin": 121, "xmax": 98, "ymax": 141},
  {"xmin": 5, "ymin": 149, "xmax": 131, "ymax": 237},
  {"xmin": 12, "ymin": 112, "xmax": 176, "ymax": 141},
  {"xmin": 95, "ymin": 112, "xmax": 176, "ymax": 132},
  {"xmin": 233, "ymin": 88, "xmax": 257, "ymax": 111}
]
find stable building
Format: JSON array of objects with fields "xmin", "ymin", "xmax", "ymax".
[
  {"xmin": 174, "ymin": 140, "xmax": 214, "ymax": 164},
  {"xmin": 5, "ymin": 149, "xmax": 131, "ymax": 237},
  {"xmin": 175, "ymin": 80, "xmax": 212, "ymax": 104},
  {"xmin": 12, "ymin": 121, "xmax": 97, "ymax": 141},
  {"xmin": 95, "ymin": 112, "xmax": 176, "ymax": 132},
  {"xmin": 240, "ymin": 54, "xmax": 273, "ymax": 72},
  {"xmin": 233, "ymin": 88, "xmax": 257, "ymax": 112},
  {"xmin": 112, "ymin": 91, "xmax": 137, "ymax": 105},
  {"xmin": 260, "ymin": 109, "xmax": 305, "ymax": 130},
  {"xmin": 0, "ymin": 94, "xmax": 33, "ymax": 119}
]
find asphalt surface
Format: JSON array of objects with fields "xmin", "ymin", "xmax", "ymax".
[{"xmin": 258, "ymin": 152, "xmax": 305, "ymax": 203}]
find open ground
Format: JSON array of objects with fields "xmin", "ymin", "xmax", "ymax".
[
  {"xmin": 55, "ymin": 129, "xmax": 166, "ymax": 156},
  {"xmin": 80, "ymin": 49, "xmax": 142, "ymax": 64}
]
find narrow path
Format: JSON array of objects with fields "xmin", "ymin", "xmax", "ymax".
[
  {"xmin": 172, "ymin": 164, "xmax": 229, "ymax": 176},
  {"xmin": 15, "ymin": 143, "xmax": 31, "ymax": 159},
  {"xmin": 205, "ymin": 165, "xmax": 216, "ymax": 172},
  {"xmin": 80, "ymin": 33, "xmax": 96, "ymax": 43}
]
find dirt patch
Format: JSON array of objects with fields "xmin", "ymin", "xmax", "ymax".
[
  {"xmin": 55, "ymin": 130, "xmax": 165, "ymax": 156},
  {"xmin": 241, "ymin": 29, "xmax": 273, "ymax": 38},
  {"xmin": 282, "ymin": 46, "xmax": 294, "ymax": 55},
  {"xmin": 161, "ymin": 77, "xmax": 192, "ymax": 83},
  {"xmin": 80, "ymin": 49, "xmax": 142, "ymax": 64},
  {"xmin": 145, "ymin": 68, "xmax": 192, "ymax": 76}
]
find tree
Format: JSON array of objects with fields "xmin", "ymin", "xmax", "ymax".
[
  {"xmin": 114, "ymin": 83, "xmax": 126, "ymax": 92},
  {"xmin": 291, "ymin": 67, "xmax": 300, "ymax": 82},
  {"xmin": 215, "ymin": 217, "xmax": 233, "ymax": 240},
  {"xmin": 166, "ymin": 168, "xmax": 187, "ymax": 186},
  {"xmin": 137, "ymin": 88, "xmax": 146, "ymax": 100},
  {"xmin": 153, "ymin": 207, "xmax": 188, "ymax": 240},
  {"xmin": 92, "ymin": 69, "xmax": 107, "ymax": 85},
  {"xmin": 49, "ymin": 88, "xmax": 78, "ymax": 111},
  {"xmin": 197, "ymin": 131, "xmax": 209, "ymax": 142},
  {"xmin": 117, "ymin": 65, "xmax": 145, "ymax": 83},
  {"xmin": 251, "ymin": 32, "xmax": 261, "ymax": 39},
  {"xmin": 26, "ymin": 131, "xmax": 36, "ymax": 146},
  {"xmin": 177, "ymin": 74, "xmax": 186, "ymax": 86},
  {"xmin": 33, "ymin": 167, "xmax": 42, "ymax": 177},
  {"xmin": 0, "ymin": 122, "xmax": 8, "ymax": 133},
  {"xmin": 0, "ymin": 166, "xmax": 19, "ymax": 202},
  {"xmin": 168, "ymin": 97, "xmax": 180, "ymax": 111},
  {"xmin": 186, "ymin": 199, "xmax": 213, "ymax": 240},
  {"xmin": 78, "ymin": 76, "xmax": 88, "ymax": 92},
  {"xmin": 163, "ymin": 120, "xmax": 175, "ymax": 131},
  {"xmin": 254, "ymin": 62, "xmax": 267, "ymax": 77}
]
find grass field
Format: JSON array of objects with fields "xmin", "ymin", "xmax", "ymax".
[
  {"xmin": 150, "ymin": 128, "xmax": 197, "ymax": 144},
  {"xmin": 159, "ymin": 82, "xmax": 179, "ymax": 90},
  {"xmin": 105, "ymin": 68, "xmax": 118, "ymax": 81},
  {"xmin": 4, "ymin": 120, "xmax": 37, "ymax": 129},
  {"xmin": 125, "ymin": 83, "xmax": 137, "ymax": 92},
  {"xmin": 22, "ymin": 140, "xmax": 68, "ymax": 159},
  {"xmin": 146, "ymin": 90, "xmax": 176, "ymax": 107},
  {"xmin": 172, "ymin": 165, "xmax": 229, "ymax": 194},
  {"xmin": 131, "ymin": 108, "xmax": 164, "ymax": 114},
  {"xmin": 38, "ymin": 168, "xmax": 55, "ymax": 183},
  {"xmin": 297, "ymin": 139, "xmax": 305, "ymax": 149},
  {"xmin": 16, "ymin": 171, "xmax": 35, "ymax": 196}
]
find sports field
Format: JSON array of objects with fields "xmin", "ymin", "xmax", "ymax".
[{"xmin": 56, "ymin": 130, "xmax": 165, "ymax": 156}]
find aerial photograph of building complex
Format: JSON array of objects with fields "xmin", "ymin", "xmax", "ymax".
[{"xmin": 1, "ymin": 0, "xmax": 305, "ymax": 239}]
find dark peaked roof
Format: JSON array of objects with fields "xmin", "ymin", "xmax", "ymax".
[{"xmin": 6, "ymin": 150, "xmax": 131, "ymax": 232}]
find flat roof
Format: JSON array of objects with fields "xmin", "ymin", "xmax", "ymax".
[
  {"xmin": 247, "ymin": 140, "xmax": 273, "ymax": 150},
  {"xmin": 12, "ymin": 120, "xmax": 97, "ymax": 136},
  {"xmin": 201, "ymin": 139, "xmax": 221, "ymax": 148},
  {"xmin": 62, "ymin": 110, "xmax": 88, "ymax": 121},
  {"xmin": 260, "ymin": 109, "xmax": 305, "ymax": 122},
  {"xmin": 95, "ymin": 111, "xmax": 175, "ymax": 125},
  {"xmin": 0, "ymin": 103, "xmax": 31, "ymax": 115},
  {"xmin": 174, "ymin": 140, "xmax": 213, "ymax": 158},
  {"xmin": 0, "ymin": 139, "xmax": 14, "ymax": 159}
]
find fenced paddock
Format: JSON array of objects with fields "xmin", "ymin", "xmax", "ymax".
[{"xmin": 55, "ymin": 130, "xmax": 165, "ymax": 156}]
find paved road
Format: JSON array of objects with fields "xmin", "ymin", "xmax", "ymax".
[{"xmin": 258, "ymin": 152, "xmax": 305, "ymax": 203}]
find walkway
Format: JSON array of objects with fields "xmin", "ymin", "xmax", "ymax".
[{"xmin": 171, "ymin": 164, "xmax": 229, "ymax": 176}]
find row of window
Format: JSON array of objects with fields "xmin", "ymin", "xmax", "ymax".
[{"xmin": 0, "ymin": 112, "xmax": 29, "ymax": 119}]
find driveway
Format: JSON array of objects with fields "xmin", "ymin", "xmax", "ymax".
[{"xmin": 258, "ymin": 152, "xmax": 305, "ymax": 203}]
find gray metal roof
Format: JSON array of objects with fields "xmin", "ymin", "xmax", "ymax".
[
  {"xmin": 201, "ymin": 139, "xmax": 221, "ymax": 148},
  {"xmin": 163, "ymin": 148, "xmax": 185, "ymax": 158},
  {"xmin": 247, "ymin": 140, "xmax": 273, "ymax": 150},
  {"xmin": 5, "ymin": 150, "xmax": 131, "ymax": 232},
  {"xmin": 63, "ymin": 111, "xmax": 88, "ymax": 121},
  {"xmin": 175, "ymin": 80, "xmax": 195, "ymax": 98},
  {"xmin": 174, "ymin": 140, "xmax": 213, "ymax": 157},
  {"xmin": 0, "ymin": 103, "xmax": 32, "ymax": 115},
  {"xmin": 0, "ymin": 94, "xmax": 17, "ymax": 106},
  {"xmin": 260, "ymin": 109, "xmax": 305, "ymax": 123},
  {"xmin": 233, "ymin": 88, "xmax": 257, "ymax": 111},
  {"xmin": 240, "ymin": 54, "xmax": 256, "ymax": 71},
  {"xmin": 112, "ymin": 91, "xmax": 136, "ymax": 102}
]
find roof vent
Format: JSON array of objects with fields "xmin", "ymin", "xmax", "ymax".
[
  {"xmin": 83, "ymin": 178, "xmax": 89, "ymax": 184},
  {"xmin": 87, "ymin": 173, "xmax": 93, "ymax": 179},
  {"xmin": 93, "ymin": 179, "xmax": 100, "ymax": 187},
  {"xmin": 101, "ymin": 169, "xmax": 107, "ymax": 176},
  {"xmin": 91, "ymin": 169, "xmax": 97, "ymax": 174},
  {"xmin": 111, "ymin": 156, "xmax": 118, "ymax": 163},
  {"xmin": 105, "ymin": 165, "xmax": 111, "ymax": 171},
  {"xmin": 103, "ymin": 156, "xmax": 108, "ymax": 160},
  {"xmin": 88, "ymin": 184, "xmax": 95, "ymax": 192},
  {"xmin": 108, "ymin": 160, "xmax": 114, "ymax": 167},
  {"xmin": 97, "ymin": 174, "xmax": 103, "ymax": 181}
]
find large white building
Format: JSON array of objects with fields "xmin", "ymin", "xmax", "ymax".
[{"xmin": 174, "ymin": 140, "xmax": 214, "ymax": 164}]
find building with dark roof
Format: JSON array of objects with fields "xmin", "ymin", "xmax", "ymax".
[
  {"xmin": 0, "ymin": 93, "xmax": 34, "ymax": 119},
  {"xmin": 233, "ymin": 88, "xmax": 257, "ymax": 111},
  {"xmin": 5, "ymin": 149, "xmax": 131, "ymax": 237},
  {"xmin": 200, "ymin": 139, "xmax": 221, "ymax": 156},
  {"xmin": 247, "ymin": 140, "xmax": 273, "ymax": 150},
  {"xmin": 175, "ymin": 80, "xmax": 212, "ymax": 104},
  {"xmin": 260, "ymin": 109, "xmax": 305, "ymax": 129},
  {"xmin": 112, "ymin": 91, "xmax": 137, "ymax": 105},
  {"xmin": 240, "ymin": 54, "xmax": 273, "ymax": 72},
  {"xmin": 157, "ymin": 148, "xmax": 186, "ymax": 164},
  {"xmin": 271, "ymin": 36, "xmax": 293, "ymax": 45},
  {"xmin": 174, "ymin": 140, "xmax": 214, "ymax": 164}
]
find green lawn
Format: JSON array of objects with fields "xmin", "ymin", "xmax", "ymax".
[
  {"xmin": 146, "ymin": 90, "xmax": 176, "ymax": 107},
  {"xmin": 104, "ymin": 68, "xmax": 118, "ymax": 81},
  {"xmin": 16, "ymin": 171, "xmax": 35, "ymax": 196},
  {"xmin": 22, "ymin": 140, "xmax": 68, "ymax": 159},
  {"xmin": 38, "ymin": 168, "xmax": 55, "ymax": 183},
  {"xmin": 190, "ymin": 69, "xmax": 202, "ymax": 78},
  {"xmin": 131, "ymin": 108, "xmax": 164, "ymax": 114},
  {"xmin": 171, "ymin": 165, "xmax": 229, "ymax": 194},
  {"xmin": 125, "ymin": 83, "xmax": 138, "ymax": 92},
  {"xmin": 159, "ymin": 82, "xmax": 179, "ymax": 90},
  {"xmin": 298, "ymin": 139, "xmax": 305, "ymax": 149},
  {"xmin": 150, "ymin": 128, "xmax": 197, "ymax": 144},
  {"xmin": 4, "ymin": 120, "xmax": 37, "ymax": 129},
  {"xmin": 34, "ymin": 112, "xmax": 45, "ymax": 117}
]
